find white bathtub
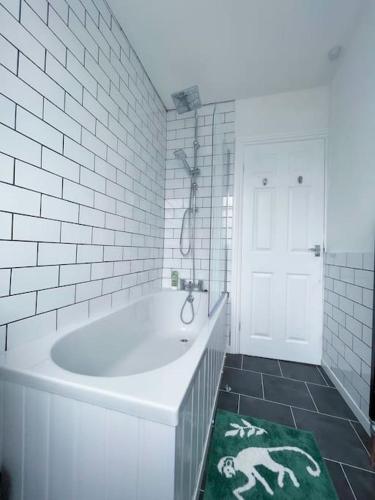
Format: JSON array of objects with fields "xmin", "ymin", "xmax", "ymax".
[{"xmin": 0, "ymin": 290, "xmax": 227, "ymax": 500}]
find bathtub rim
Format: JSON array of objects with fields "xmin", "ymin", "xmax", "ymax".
[{"xmin": 0, "ymin": 290, "xmax": 227, "ymax": 427}]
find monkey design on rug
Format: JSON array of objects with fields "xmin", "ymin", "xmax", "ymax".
[{"xmin": 217, "ymin": 420, "xmax": 321, "ymax": 499}]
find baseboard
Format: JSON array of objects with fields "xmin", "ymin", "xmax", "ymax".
[{"xmin": 322, "ymin": 361, "xmax": 370, "ymax": 435}]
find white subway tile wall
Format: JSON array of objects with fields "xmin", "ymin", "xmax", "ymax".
[
  {"xmin": 322, "ymin": 252, "xmax": 374, "ymax": 417},
  {"xmin": 162, "ymin": 103, "xmax": 234, "ymax": 330},
  {"xmin": 0, "ymin": 0, "xmax": 166, "ymax": 350}
]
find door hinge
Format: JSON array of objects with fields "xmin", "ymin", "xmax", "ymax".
[{"xmin": 238, "ymin": 321, "xmax": 241, "ymax": 332}]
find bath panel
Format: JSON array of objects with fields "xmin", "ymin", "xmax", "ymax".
[{"xmin": 0, "ymin": 290, "xmax": 227, "ymax": 499}]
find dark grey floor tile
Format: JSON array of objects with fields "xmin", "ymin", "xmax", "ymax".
[
  {"xmin": 217, "ymin": 390, "xmax": 239, "ymax": 413},
  {"xmin": 280, "ymin": 360, "xmax": 327, "ymax": 385},
  {"xmin": 343, "ymin": 464, "xmax": 375, "ymax": 500},
  {"xmin": 263, "ymin": 374, "xmax": 316, "ymax": 410},
  {"xmin": 351, "ymin": 421, "xmax": 372, "ymax": 454},
  {"xmin": 220, "ymin": 366, "xmax": 263, "ymax": 398},
  {"xmin": 293, "ymin": 408, "xmax": 372, "ymax": 470},
  {"xmin": 224, "ymin": 353, "xmax": 242, "ymax": 369},
  {"xmin": 307, "ymin": 384, "xmax": 357, "ymax": 420},
  {"xmin": 242, "ymin": 355, "xmax": 281, "ymax": 376},
  {"xmin": 319, "ymin": 367, "xmax": 336, "ymax": 387},
  {"xmin": 239, "ymin": 395, "xmax": 295, "ymax": 427},
  {"xmin": 324, "ymin": 460, "xmax": 355, "ymax": 500}
]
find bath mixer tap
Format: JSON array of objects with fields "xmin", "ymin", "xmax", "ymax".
[{"xmin": 180, "ymin": 279, "xmax": 204, "ymax": 292}]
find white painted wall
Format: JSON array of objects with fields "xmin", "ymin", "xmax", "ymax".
[
  {"xmin": 323, "ymin": 1, "xmax": 374, "ymax": 431},
  {"xmin": 327, "ymin": 1, "xmax": 375, "ymax": 253},
  {"xmin": 235, "ymin": 86, "xmax": 330, "ymax": 139}
]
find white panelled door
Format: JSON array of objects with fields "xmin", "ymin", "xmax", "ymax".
[{"xmin": 239, "ymin": 139, "xmax": 325, "ymax": 364}]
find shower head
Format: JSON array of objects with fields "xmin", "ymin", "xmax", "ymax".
[
  {"xmin": 174, "ymin": 149, "xmax": 200, "ymax": 177},
  {"xmin": 171, "ymin": 85, "xmax": 202, "ymax": 114},
  {"xmin": 174, "ymin": 149, "xmax": 186, "ymax": 161},
  {"xmin": 174, "ymin": 148, "xmax": 192, "ymax": 175},
  {"xmin": 174, "ymin": 148, "xmax": 187, "ymax": 161}
]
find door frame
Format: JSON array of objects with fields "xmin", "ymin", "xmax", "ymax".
[{"xmin": 230, "ymin": 130, "xmax": 328, "ymax": 355}]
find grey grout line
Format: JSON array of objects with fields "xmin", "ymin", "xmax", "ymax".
[
  {"xmin": 305, "ymin": 382, "xmax": 319, "ymax": 413},
  {"xmin": 260, "ymin": 373, "xmax": 265, "ymax": 400},
  {"xmin": 218, "ymin": 389, "xmax": 359, "ymax": 424},
  {"xmin": 278, "ymin": 359, "xmax": 284, "ymax": 377},
  {"xmin": 327, "ymin": 458, "xmax": 375, "ymax": 475},
  {"xmin": 349, "ymin": 420, "xmax": 371, "ymax": 458},
  {"xmin": 290, "ymin": 406, "xmax": 297, "ymax": 429},
  {"xmin": 340, "ymin": 464, "xmax": 358, "ymax": 500},
  {"xmin": 220, "ymin": 388, "xmax": 290, "ymax": 408},
  {"xmin": 225, "ymin": 363, "xmax": 334, "ymax": 388},
  {"xmin": 282, "ymin": 403, "xmax": 359, "ymax": 424}
]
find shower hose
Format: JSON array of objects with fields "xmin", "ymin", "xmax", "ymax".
[
  {"xmin": 180, "ymin": 291, "xmax": 195, "ymax": 325},
  {"xmin": 179, "ymin": 182, "xmax": 197, "ymax": 325}
]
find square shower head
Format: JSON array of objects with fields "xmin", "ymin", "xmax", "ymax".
[{"xmin": 171, "ymin": 85, "xmax": 202, "ymax": 114}]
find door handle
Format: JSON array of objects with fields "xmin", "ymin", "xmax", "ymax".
[{"xmin": 308, "ymin": 244, "xmax": 321, "ymax": 257}]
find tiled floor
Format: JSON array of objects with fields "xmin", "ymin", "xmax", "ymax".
[{"xmin": 199, "ymin": 354, "xmax": 375, "ymax": 500}]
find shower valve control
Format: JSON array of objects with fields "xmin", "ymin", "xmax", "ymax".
[{"xmin": 180, "ymin": 279, "xmax": 204, "ymax": 292}]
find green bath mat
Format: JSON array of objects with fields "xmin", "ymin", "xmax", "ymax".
[{"xmin": 203, "ymin": 410, "xmax": 338, "ymax": 500}]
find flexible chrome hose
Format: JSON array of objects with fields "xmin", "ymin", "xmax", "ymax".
[
  {"xmin": 179, "ymin": 203, "xmax": 192, "ymax": 256},
  {"xmin": 180, "ymin": 292, "xmax": 195, "ymax": 325}
]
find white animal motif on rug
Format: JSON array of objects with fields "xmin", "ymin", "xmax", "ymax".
[{"xmin": 217, "ymin": 446, "xmax": 321, "ymax": 499}]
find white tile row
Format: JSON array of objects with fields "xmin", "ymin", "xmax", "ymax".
[
  {"xmin": 323, "ymin": 252, "xmax": 374, "ymax": 417},
  {"xmin": 0, "ymin": 0, "xmax": 166, "ymax": 350}
]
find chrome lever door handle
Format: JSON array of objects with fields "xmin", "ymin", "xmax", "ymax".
[{"xmin": 308, "ymin": 244, "xmax": 321, "ymax": 257}]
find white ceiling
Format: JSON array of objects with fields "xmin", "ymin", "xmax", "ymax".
[{"xmin": 107, "ymin": 0, "xmax": 365, "ymax": 109}]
